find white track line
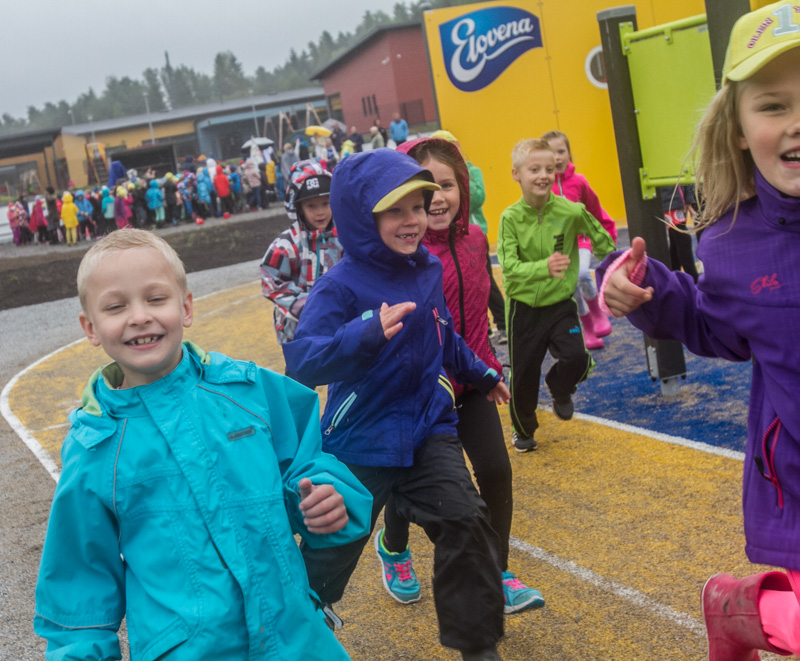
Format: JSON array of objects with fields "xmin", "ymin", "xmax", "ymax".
[
  {"xmin": 0, "ymin": 337, "xmax": 86, "ymax": 482},
  {"xmin": 509, "ymin": 536, "xmax": 705, "ymax": 636}
]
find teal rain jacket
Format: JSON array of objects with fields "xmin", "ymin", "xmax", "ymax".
[{"xmin": 34, "ymin": 342, "xmax": 372, "ymax": 660}]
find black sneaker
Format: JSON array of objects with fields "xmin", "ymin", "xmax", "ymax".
[
  {"xmin": 551, "ymin": 395, "xmax": 574, "ymax": 421},
  {"xmin": 512, "ymin": 432, "xmax": 537, "ymax": 453}
]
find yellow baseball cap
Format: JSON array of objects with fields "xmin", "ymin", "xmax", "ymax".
[
  {"xmin": 372, "ymin": 174, "xmax": 441, "ymax": 213},
  {"xmin": 723, "ymin": 1, "xmax": 800, "ymax": 82}
]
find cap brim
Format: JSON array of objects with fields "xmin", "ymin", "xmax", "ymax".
[
  {"xmin": 725, "ymin": 40, "xmax": 800, "ymax": 82},
  {"xmin": 373, "ymin": 177, "xmax": 441, "ymax": 213}
]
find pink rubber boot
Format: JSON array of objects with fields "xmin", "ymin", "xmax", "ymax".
[
  {"xmin": 702, "ymin": 572, "xmax": 792, "ymax": 661},
  {"xmin": 579, "ymin": 313, "xmax": 604, "ymax": 350},
  {"xmin": 586, "ymin": 295, "xmax": 612, "ymax": 337}
]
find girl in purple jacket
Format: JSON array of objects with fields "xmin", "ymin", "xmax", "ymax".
[
  {"xmin": 599, "ymin": 3, "xmax": 800, "ymax": 659},
  {"xmin": 375, "ymin": 137, "xmax": 545, "ymax": 618}
]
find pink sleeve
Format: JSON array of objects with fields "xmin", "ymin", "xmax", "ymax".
[
  {"xmin": 580, "ymin": 177, "xmax": 617, "ymax": 242},
  {"xmin": 598, "ymin": 248, "xmax": 647, "ymax": 315}
]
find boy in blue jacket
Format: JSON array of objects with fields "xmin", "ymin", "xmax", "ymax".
[
  {"xmin": 34, "ymin": 228, "xmax": 372, "ymax": 660},
  {"xmin": 283, "ymin": 149, "xmax": 510, "ymax": 661}
]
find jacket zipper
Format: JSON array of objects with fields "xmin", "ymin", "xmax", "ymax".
[
  {"xmin": 324, "ymin": 392, "xmax": 357, "ymax": 435},
  {"xmin": 755, "ymin": 416, "xmax": 784, "ymax": 508},
  {"xmin": 449, "ymin": 243, "xmax": 466, "ymax": 336},
  {"xmin": 432, "ymin": 307, "xmax": 448, "ymax": 345}
]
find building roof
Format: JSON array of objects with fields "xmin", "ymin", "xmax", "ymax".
[
  {"xmin": 310, "ymin": 21, "xmax": 422, "ymax": 80},
  {"xmin": 62, "ymin": 87, "xmax": 326, "ymax": 137},
  {"xmin": 0, "ymin": 127, "xmax": 63, "ymax": 160}
]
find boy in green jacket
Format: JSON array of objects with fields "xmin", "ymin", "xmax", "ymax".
[
  {"xmin": 34, "ymin": 228, "xmax": 372, "ymax": 660},
  {"xmin": 497, "ymin": 138, "xmax": 615, "ymax": 452}
]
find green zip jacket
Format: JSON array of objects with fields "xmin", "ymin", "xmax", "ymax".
[{"xmin": 497, "ymin": 192, "xmax": 615, "ymax": 308}]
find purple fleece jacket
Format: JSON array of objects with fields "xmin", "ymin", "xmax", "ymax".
[{"xmin": 596, "ymin": 169, "xmax": 800, "ymax": 570}]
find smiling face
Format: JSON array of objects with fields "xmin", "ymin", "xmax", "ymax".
[
  {"xmin": 374, "ymin": 189, "xmax": 428, "ymax": 255},
  {"xmin": 299, "ymin": 196, "xmax": 332, "ymax": 230},
  {"xmin": 421, "ymin": 157, "xmax": 461, "ymax": 231},
  {"xmin": 548, "ymin": 136, "xmax": 571, "ymax": 174},
  {"xmin": 737, "ymin": 48, "xmax": 800, "ymax": 198},
  {"xmin": 79, "ymin": 247, "xmax": 193, "ymax": 388},
  {"xmin": 513, "ymin": 149, "xmax": 556, "ymax": 209}
]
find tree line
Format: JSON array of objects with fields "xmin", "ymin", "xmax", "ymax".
[{"xmin": 0, "ymin": 0, "xmax": 473, "ymax": 137}]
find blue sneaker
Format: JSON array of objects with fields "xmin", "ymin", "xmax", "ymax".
[
  {"xmin": 374, "ymin": 528, "xmax": 421, "ymax": 604},
  {"xmin": 502, "ymin": 571, "xmax": 545, "ymax": 614}
]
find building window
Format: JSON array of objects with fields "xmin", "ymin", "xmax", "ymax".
[
  {"xmin": 372, "ymin": 94, "xmax": 379, "ymax": 117},
  {"xmin": 328, "ymin": 93, "xmax": 344, "ymax": 122},
  {"xmin": 362, "ymin": 97, "xmax": 368, "ymax": 116}
]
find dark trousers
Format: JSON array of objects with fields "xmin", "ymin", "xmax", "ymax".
[
  {"xmin": 302, "ymin": 433, "xmax": 504, "ymax": 652},
  {"xmin": 384, "ymin": 391, "xmax": 513, "ymax": 571},
  {"xmin": 508, "ymin": 297, "xmax": 593, "ymax": 437},
  {"xmin": 486, "ymin": 247, "xmax": 505, "ymax": 331},
  {"xmin": 668, "ymin": 222, "xmax": 699, "ymax": 282}
]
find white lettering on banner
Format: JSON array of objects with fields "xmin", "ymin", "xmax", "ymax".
[{"xmin": 449, "ymin": 17, "xmax": 536, "ymax": 84}]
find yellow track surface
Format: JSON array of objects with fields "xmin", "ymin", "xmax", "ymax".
[{"xmin": 7, "ymin": 281, "xmax": 782, "ymax": 660}]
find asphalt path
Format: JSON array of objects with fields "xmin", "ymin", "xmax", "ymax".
[{"xmin": 2, "ymin": 269, "xmax": 789, "ymax": 660}]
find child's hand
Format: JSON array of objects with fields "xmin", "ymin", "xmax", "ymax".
[
  {"xmin": 547, "ymin": 252, "xmax": 570, "ymax": 278},
  {"xmin": 380, "ymin": 301, "xmax": 416, "ymax": 340},
  {"xmin": 486, "ymin": 380, "xmax": 510, "ymax": 405},
  {"xmin": 602, "ymin": 237, "xmax": 653, "ymax": 317},
  {"xmin": 298, "ymin": 477, "xmax": 349, "ymax": 534}
]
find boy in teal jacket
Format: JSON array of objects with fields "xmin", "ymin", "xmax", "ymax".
[
  {"xmin": 33, "ymin": 228, "xmax": 372, "ymax": 660},
  {"xmin": 497, "ymin": 139, "xmax": 615, "ymax": 452}
]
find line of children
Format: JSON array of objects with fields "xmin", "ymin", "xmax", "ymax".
[
  {"xmin": 497, "ymin": 138, "xmax": 615, "ymax": 452},
  {"xmin": 33, "ymin": 227, "xmax": 373, "ymax": 659},
  {"xmin": 542, "ymin": 130, "xmax": 617, "ymax": 350},
  {"xmin": 283, "ymin": 148, "xmax": 511, "ymax": 661},
  {"xmin": 260, "ymin": 160, "xmax": 342, "ymax": 345},
  {"xmin": 599, "ymin": 3, "xmax": 800, "ymax": 658},
  {"xmin": 375, "ymin": 137, "xmax": 544, "ymax": 615}
]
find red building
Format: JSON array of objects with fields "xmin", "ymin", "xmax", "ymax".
[{"xmin": 312, "ymin": 21, "xmax": 437, "ymax": 133}]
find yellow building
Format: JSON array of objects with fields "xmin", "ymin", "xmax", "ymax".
[
  {"xmin": 423, "ymin": 0, "xmax": 707, "ymax": 239},
  {"xmin": 0, "ymin": 88, "xmax": 327, "ymax": 194}
]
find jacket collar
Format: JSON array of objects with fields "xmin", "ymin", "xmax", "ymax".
[{"xmin": 754, "ymin": 169, "xmax": 800, "ymax": 232}]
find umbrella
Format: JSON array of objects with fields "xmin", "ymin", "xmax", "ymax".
[
  {"xmin": 322, "ymin": 118, "xmax": 347, "ymax": 132},
  {"xmin": 241, "ymin": 137, "xmax": 274, "ymax": 150},
  {"xmin": 305, "ymin": 125, "xmax": 332, "ymax": 137}
]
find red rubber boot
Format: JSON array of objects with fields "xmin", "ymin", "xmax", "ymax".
[{"xmin": 702, "ymin": 572, "xmax": 792, "ymax": 661}]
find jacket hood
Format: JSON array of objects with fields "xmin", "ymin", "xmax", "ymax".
[
  {"xmin": 62, "ymin": 193, "xmax": 73, "ymax": 203},
  {"xmin": 398, "ymin": 137, "xmax": 470, "ymax": 242},
  {"xmin": 329, "ymin": 149, "xmax": 435, "ymax": 268},
  {"xmin": 149, "ymin": 179, "xmax": 159, "ymax": 188}
]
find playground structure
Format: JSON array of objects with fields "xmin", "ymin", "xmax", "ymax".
[{"xmin": 598, "ymin": 0, "xmax": 751, "ymax": 393}]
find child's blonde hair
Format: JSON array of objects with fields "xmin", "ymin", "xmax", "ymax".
[
  {"xmin": 511, "ymin": 138, "xmax": 553, "ymax": 171},
  {"xmin": 541, "ymin": 130, "xmax": 572, "ymax": 162},
  {"xmin": 77, "ymin": 228, "xmax": 187, "ymax": 313},
  {"xmin": 692, "ymin": 82, "xmax": 755, "ymax": 229}
]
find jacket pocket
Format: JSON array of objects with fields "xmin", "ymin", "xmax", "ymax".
[
  {"xmin": 754, "ymin": 416, "xmax": 784, "ymax": 509},
  {"xmin": 139, "ymin": 618, "xmax": 191, "ymax": 661},
  {"xmin": 324, "ymin": 392, "xmax": 357, "ymax": 436}
]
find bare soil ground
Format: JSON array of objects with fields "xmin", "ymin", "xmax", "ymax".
[{"xmin": 0, "ymin": 210, "xmax": 286, "ymax": 311}]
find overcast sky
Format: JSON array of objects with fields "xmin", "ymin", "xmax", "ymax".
[{"xmin": 0, "ymin": 0, "xmax": 404, "ymax": 119}]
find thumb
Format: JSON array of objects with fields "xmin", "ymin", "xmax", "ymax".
[
  {"xmin": 629, "ymin": 237, "xmax": 647, "ymax": 263},
  {"xmin": 298, "ymin": 477, "xmax": 313, "ymax": 501}
]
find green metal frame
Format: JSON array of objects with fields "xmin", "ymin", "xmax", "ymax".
[{"xmin": 620, "ymin": 14, "xmax": 716, "ymax": 199}]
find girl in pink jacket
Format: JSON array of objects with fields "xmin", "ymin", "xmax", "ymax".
[{"xmin": 543, "ymin": 130, "xmax": 617, "ymax": 349}]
